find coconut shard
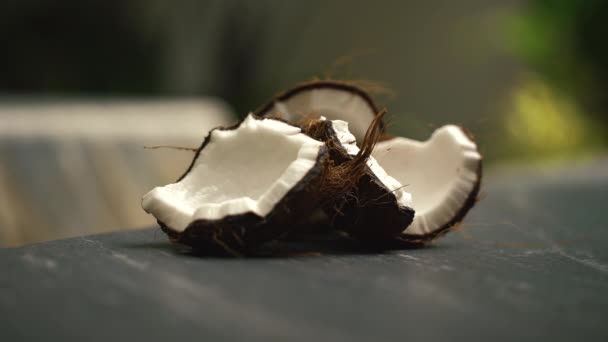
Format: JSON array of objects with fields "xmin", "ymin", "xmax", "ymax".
[
  {"xmin": 142, "ymin": 114, "xmax": 329, "ymax": 255},
  {"xmin": 302, "ymin": 115, "xmax": 415, "ymax": 240},
  {"xmin": 373, "ymin": 126, "xmax": 482, "ymax": 243},
  {"xmin": 258, "ymin": 80, "xmax": 483, "ymax": 244},
  {"xmin": 256, "ymin": 80, "xmax": 382, "ymax": 142}
]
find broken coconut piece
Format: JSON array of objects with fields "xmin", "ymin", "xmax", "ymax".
[
  {"xmin": 302, "ymin": 116, "xmax": 415, "ymax": 240},
  {"xmin": 141, "ymin": 114, "xmax": 329, "ymax": 255},
  {"xmin": 256, "ymin": 80, "xmax": 381, "ymax": 142},
  {"xmin": 372, "ymin": 125, "xmax": 482, "ymax": 243}
]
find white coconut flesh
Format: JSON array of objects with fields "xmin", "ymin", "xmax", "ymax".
[
  {"xmin": 141, "ymin": 114, "xmax": 325, "ymax": 232},
  {"xmin": 372, "ymin": 125, "xmax": 482, "ymax": 236},
  {"xmin": 327, "ymin": 118, "xmax": 413, "ymax": 209},
  {"xmin": 265, "ymin": 87, "xmax": 376, "ymax": 141}
]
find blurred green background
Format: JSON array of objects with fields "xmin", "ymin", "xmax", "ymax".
[
  {"xmin": 3, "ymin": 0, "xmax": 608, "ymax": 161},
  {"xmin": 1, "ymin": 0, "xmax": 606, "ymax": 245},
  {"xmin": 3, "ymin": 0, "xmax": 607, "ymax": 162}
]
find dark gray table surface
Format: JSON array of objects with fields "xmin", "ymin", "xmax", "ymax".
[{"xmin": 2, "ymin": 160, "xmax": 608, "ymax": 341}]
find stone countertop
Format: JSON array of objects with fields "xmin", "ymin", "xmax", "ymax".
[{"xmin": 1, "ymin": 159, "xmax": 608, "ymax": 341}]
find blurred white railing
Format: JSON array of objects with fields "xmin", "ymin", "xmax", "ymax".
[{"xmin": 0, "ymin": 98, "xmax": 234, "ymax": 246}]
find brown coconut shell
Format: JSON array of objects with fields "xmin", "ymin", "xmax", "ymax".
[{"xmin": 301, "ymin": 112, "xmax": 415, "ymax": 242}]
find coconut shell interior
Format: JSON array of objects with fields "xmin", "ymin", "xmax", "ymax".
[
  {"xmin": 372, "ymin": 125, "xmax": 482, "ymax": 243},
  {"xmin": 142, "ymin": 114, "xmax": 329, "ymax": 255},
  {"xmin": 256, "ymin": 80, "xmax": 382, "ymax": 141}
]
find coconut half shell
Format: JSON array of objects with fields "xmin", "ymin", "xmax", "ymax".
[
  {"xmin": 372, "ymin": 125, "xmax": 483, "ymax": 243},
  {"xmin": 256, "ymin": 80, "xmax": 381, "ymax": 141},
  {"xmin": 141, "ymin": 114, "xmax": 329, "ymax": 255},
  {"xmin": 303, "ymin": 117, "xmax": 415, "ymax": 240}
]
